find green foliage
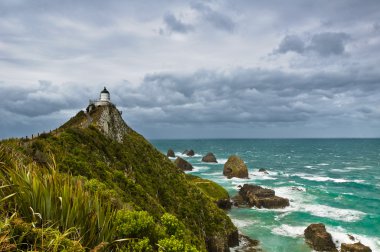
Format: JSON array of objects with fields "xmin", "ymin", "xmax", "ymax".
[
  {"xmin": 186, "ymin": 174, "xmax": 229, "ymax": 201},
  {"xmin": 0, "ymin": 105, "xmax": 238, "ymax": 251},
  {"xmin": 0, "ymin": 158, "xmax": 116, "ymax": 248},
  {"xmin": 160, "ymin": 213, "xmax": 184, "ymax": 238},
  {"xmin": 157, "ymin": 236, "xmax": 198, "ymax": 252},
  {"xmin": 117, "ymin": 237, "xmax": 153, "ymax": 252},
  {"xmin": 114, "ymin": 210, "xmax": 155, "ymax": 239}
]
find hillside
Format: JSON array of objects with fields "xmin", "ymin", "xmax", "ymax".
[{"xmin": 0, "ymin": 104, "xmax": 237, "ymax": 251}]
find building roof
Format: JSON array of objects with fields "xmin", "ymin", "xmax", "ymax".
[{"xmin": 101, "ymin": 87, "xmax": 109, "ymax": 94}]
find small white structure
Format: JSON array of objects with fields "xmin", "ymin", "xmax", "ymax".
[{"xmin": 87, "ymin": 87, "xmax": 113, "ymax": 112}]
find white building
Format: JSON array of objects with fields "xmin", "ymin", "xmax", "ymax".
[{"xmin": 87, "ymin": 87, "xmax": 112, "ymax": 112}]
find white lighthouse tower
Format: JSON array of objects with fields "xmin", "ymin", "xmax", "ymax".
[
  {"xmin": 99, "ymin": 87, "xmax": 110, "ymax": 103},
  {"xmin": 90, "ymin": 87, "xmax": 112, "ymax": 107}
]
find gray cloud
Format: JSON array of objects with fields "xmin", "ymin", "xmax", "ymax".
[
  {"xmin": 163, "ymin": 12, "xmax": 193, "ymax": 34},
  {"xmin": 191, "ymin": 2, "xmax": 235, "ymax": 32},
  {"xmin": 276, "ymin": 32, "xmax": 350, "ymax": 56},
  {"xmin": 275, "ymin": 35, "xmax": 305, "ymax": 54}
]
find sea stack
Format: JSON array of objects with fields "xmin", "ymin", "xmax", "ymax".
[
  {"xmin": 304, "ymin": 223, "xmax": 337, "ymax": 252},
  {"xmin": 202, "ymin": 152, "xmax": 217, "ymax": 163},
  {"xmin": 223, "ymin": 155, "xmax": 249, "ymax": 179},
  {"xmin": 167, "ymin": 149, "xmax": 175, "ymax": 157},
  {"xmin": 174, "ymin": 157, "xmax": 193, "ymax": 171}
]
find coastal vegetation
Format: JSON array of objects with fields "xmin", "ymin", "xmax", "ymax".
[{"xmin": 0, "ymin": 105, "xmax": 237, "ymax": 251}]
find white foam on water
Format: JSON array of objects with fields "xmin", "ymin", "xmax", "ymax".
[
  {"xmin": 187, "ymin": 166, "xmax": 210, "ymax": 173},
  {"xmin": 331, "ymin": 168, "xmax": 350, "ymax": 173},
  {"xmin": 174, "ymin": 152, "xmax": 202, "ymax": 158},
  {"xmin": 271, "ymin": 224, "xmax": 305, "ymax": 238},
  {"xmin": 202, "ymin": 171, "xmax": 221, "ymax": 176},
  {"xmin": 217, "ymin": 158, "xmax": 228, "ymax": 164},
  {"xmin": 231, "ymin": 218, "xmax": 257, "ymax": 228},
  {"xmin": 295, "ymin": 173, "xmax": 365, "ymax": 184},
  {"xmin": 249, "ymin": 186, "xmax": 366, "ymax": 222},
  {"xmin": 344, "ymin": 166, "xmax": 368, "ymax": 171},
  {"xmin": 304, "ymin": 165, "xmax": 314, "ymax": 169},
  {"xmin": 328, "ymin": 226, "xmax": 380, "ymax": 252},
  {"xmin": 317, "ymin": 163, "xmax": 330, "ymax": 166},
  {"xmin": 301, "ymin": 204, "xmax": 365, "ymax": 222}
]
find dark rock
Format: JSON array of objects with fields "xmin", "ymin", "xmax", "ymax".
[
  {"xmin": 304, "ymin": 223, "xmax": 337, "ymax": 252},
  {"xmin": 202, "ymin": 152, "xmax": 218, "ymax": 163},
  {"xmin": 231, "ymin": 195, "xmax": 248, "ymax": 207},
  {"xmin": 167, "ymin": 149, "xmax": 175, "ymax": 158},
  {"xmin": 234, "ymin": 234, "xmax": 261, "ymax": 252},
  {"xmin": 174, "ymin": 157, "xmax": 193, "ymax": 171},
  {"xmin": 228, "ymin": 230, "xmax": 239, "ymax": 248},
  {"xmin": 223, "ymin": 155, "xmax": 249, "ymax": 179},
  {"xmin": 237, "ymin": 184, "xmax": 289, "ymax": 209},
  {"xmin": 341, "ymin": 242, "xmax": 372, "ymax": 252},
  {"xmin": 258, "ymin": 168, "xmax": 269, "ymax": 174},
  {"xmin": 183, "ymin": 149, "xmax": 195, "ymax": 156},
  {"xmin": 216, "ymin": 199, "xmax": 232, "ymax": 210},
  {"xmin": 348, "ymin": 234, "xmax": 355, "ymax": 241}
]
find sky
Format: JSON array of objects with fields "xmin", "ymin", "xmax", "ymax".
[{"xmin": 1, "ymin": 0, "xmax": 380, "ymax": 139}]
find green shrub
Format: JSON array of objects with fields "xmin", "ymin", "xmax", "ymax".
[
  {"xmin": 158, "ymin": 236, "xmax": 198, "ymax": 252},
  {"xmin": 114, "ymin": 210, "xmax": 155, "ymax": 239}
]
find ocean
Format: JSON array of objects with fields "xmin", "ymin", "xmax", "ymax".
[{"xmin": 151, "ymin": 139, "xmax": 380, "ymax": 252}]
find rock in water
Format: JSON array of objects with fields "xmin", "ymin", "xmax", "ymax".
[
  {"xmin": 258, "ymin": 168, "xmax": 269, "ymax": 174},
  {"xmin": 182, "ymin": 149, "xmax": 195, "ymax": 156},
  {"xmin": 237, "ymin": 184, "xmax": 289, "ymax": 209},
  {"xmin": 174, "ymin": 157, "xmax": 193, "ymax": 171},
  {"xmin": 304, "ymin": 223, "xmax": 337, "ymax": 252},
  {"xmin": 341, "ymin": 242, "xmax": 372, "ymax": 252},
  {"xmin": 202, "ymin": 152, "xmax": 217, "ymax": 163},
  {"xmin": 167, "ymin": 149, "xmax": 175, "ymax": 157},
  {"xmin": 223, "ymin": 155, "xmax": 249, "ymax": 179}
]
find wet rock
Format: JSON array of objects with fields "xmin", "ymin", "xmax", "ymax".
[
  {"xmin": 183, "ymin": 149, "xmax": 195, "ymax": 156},
  {"xmin": 216, "ymin": 199, "xmax": 232, "ymax": 210},
  {"xmin": 233, "ymin": 234, "xmax": 261, "ymax": 252},
  {"xmin": 341, "ymin": 242, "xmax": 372, "ymax": 252},
  {"xmin": 202, "ymin": 152, "xmax": 218, "ymax": 163},
  {"xmin": 258, "ymin": 168, "xmax": 269, "ymax": 174},
  {"xmin": 223, "ymin": 155, "xmax": 249, "ymax": 179},
  {"xmin": 237, "ymin": 184, "xmax": 289, "ymax": 209},
  {"xmin": 304, "ymin": 223, "xmax": 337, "ymax": 252},
  {"xmin": 167, "ymin": 149, "xmax": 175, "ymax": 158},
  {"xmin": 174, "ymin": 157, "xmax": 193, "ymax": 171}
]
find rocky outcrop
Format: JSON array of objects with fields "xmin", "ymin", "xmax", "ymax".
[
  {"xmin": 202, "ymin": 152, "xmax": 217, "ymax": 163},
  {"xmin": 183, "ymin": 149, "xmax": 195, "ymax": 156},
  {"xmin": 236, "ymin": 184, "xmax": 289, "ymax": 209},
  {"xmin": 174, "ymin": 157, "xmax": 193, "ymax": 171},
  {"xmin": 91, "ymin": 104, "xmax": 131, "ymax": 143},
  {"xmin": 304, "ymin": 223, "xmax": 337, "ymax": 252},
  {"xmin": 233, "ymin": 234, "xmax": 261, "ymax": 252},
  {"xmin": 216, "ymin": 199, "xmax": 232, "ymax": 210},
  {"xmin": 206, "ymin": 230, "xmax": 240, "ymax": 252},
  {"xmin": 341, "ymin": 242, "xmax": 372, "ymax": 252},
  {"xmin": 223, "ymin": 155, "xmax": 249, "ymax": 179},
  {"xmin": 167, "ymin": 149, "xmax": 175, "ymax": 157},
  {"xmin": 258, "ymin": 168, "xmax": 269, "ymax": 174}
]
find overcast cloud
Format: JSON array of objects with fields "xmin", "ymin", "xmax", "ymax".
[{"xmin": 0, "ymin": 0, "xmax": 380, "ymax": 139}]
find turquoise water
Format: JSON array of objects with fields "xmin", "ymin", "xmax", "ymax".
[{"xmin": 151, "ymin": 139, "xmax": 380, "ymax": 252}]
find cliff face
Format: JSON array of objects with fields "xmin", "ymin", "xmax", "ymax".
[{"xmin": 0, "ymin": 104, "xmax": 237, "ymax": 251}]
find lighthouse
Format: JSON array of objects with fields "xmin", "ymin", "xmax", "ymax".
[
  {"xmin": 88, "ymin": 87, "xmax": 113, "ymax": 108},
  {"xmin": 100, "ymin": 87, "xmax": 110, "ymax": 102}
]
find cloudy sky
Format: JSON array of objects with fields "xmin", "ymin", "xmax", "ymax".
[{"xmin": 1, "ymin": 0, "xmax": 380, "ymax": 139}]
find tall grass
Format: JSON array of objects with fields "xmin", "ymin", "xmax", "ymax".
[{"xmin": 0, "ymin": 153, "xmax": 116, "ymax": 249}]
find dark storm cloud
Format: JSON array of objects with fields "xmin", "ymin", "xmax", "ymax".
[
  {"xmin": 113, "ymin": 68, "xmax": 380, "ymax": 127},
  {"xmin": 0, "ymin": 81, "xmax": 90, "ymax": 117},
  {"xmin": 275, "ymin": 35, "xmax": 305, "ymax": 54},
  {"xmin": 275, "ymin": 32, "xmax": 350, "ymax": 56},
  {"xmin": 163, "ymin": 12, "xmax": 193, "ymax": 33}
]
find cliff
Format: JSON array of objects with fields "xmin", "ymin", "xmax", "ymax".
[{"xmin": 0, "ymin": 104, "xmax": 237, "ymax": 251}]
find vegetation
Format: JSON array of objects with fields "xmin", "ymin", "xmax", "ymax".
[{"xmin": 0, "ymin": 105, "xmax": 237, "ymax": 251}]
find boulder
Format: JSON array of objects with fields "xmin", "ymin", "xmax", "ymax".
[
  {"xmin": 258, "ymin": 168, "xmax": 269, "ymax": 174},
  {"xmin": 174, "ymin": 157, "xmax": 193, "ymax": 171},
  {"xmin": 183, "ymin": 149, "xmax": 195, "ymax": 156},
  {"xmin": 167, "ymin": 149, "xmax": 175, "ymax": 158},
  {"xmin": 223, "ymin": 155, "xmax": 249, "ymax": 179},
  {"xmin": 216, "ymin": 199, "xmax": 232, "ymax": 210},
  {"xmin": 304, "ymin": 223, "xmax": 337, "ymax": 252},
  {"xmin": 341, "ymin": 242, "xmax": 372, "ymax": 252},
  {"xmin": 202, "ymin": 152, "xmax": 218, "ymax": 163},
  {"xmin": 238, "ymin": 184, "xmax": 289, "ymax": 209},
  {"xmin": 234, "ymin": 234, "xmax": 260, "ymax": 252}
]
